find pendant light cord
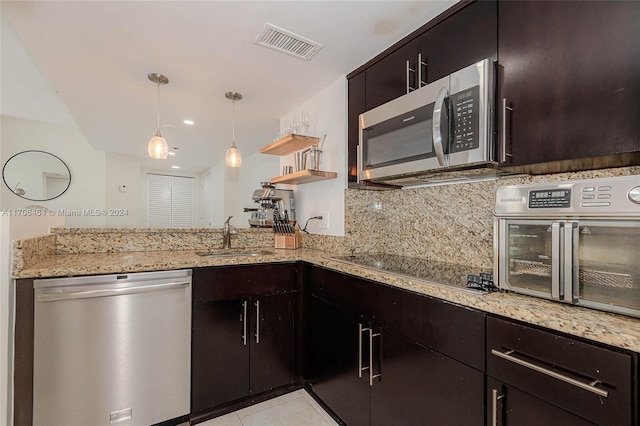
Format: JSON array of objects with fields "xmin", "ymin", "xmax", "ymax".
[
  {"xmin": 232, "ymin": 98, "xmax": 236, "ymax": 146},
  {"xmin": 156, "ymin": 82, "xmax": 161, "ymax": 132}
]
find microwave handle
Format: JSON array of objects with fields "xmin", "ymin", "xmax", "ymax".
[
  {"xmin": 551, "ymin": 222, "xmax": 562, "ymax": 300},
  {"xmin": 432, "ymin": 86, "xmax": 449, "ymax": 167},
  {"xmin": 563, "ymin": 221, "xmax": 579, "ymax": 303}
]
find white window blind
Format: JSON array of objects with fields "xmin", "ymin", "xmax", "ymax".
[{"xmin": 147, "ymin": 174, "xmax": 194, "ymax": 228}]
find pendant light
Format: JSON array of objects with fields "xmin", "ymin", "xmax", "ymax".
[
  {"xmin": 147, "ymin": 73, "xmax": 169, "ymax": 159},
  {"xmin": 224, "ymin": 91, "xmax": 242, "ymax": 168}
]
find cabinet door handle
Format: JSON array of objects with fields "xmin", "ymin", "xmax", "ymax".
[
  {"xmin": 255, "ymin": 300, "xmax": 260, "ymax": 344},
  {"xmin": 432, "ymin": 86, "xmax": 449, "ymax": 167},
  {"xmin": 491, "ymin": 349, "xmax": 609, "ymax": 397},
  {"xmin": 418, "ymin": 53, "xmax": 427, "ymax": 88},
  {"xmin": 406, "ymin": 60, "xmax": 416, "ymax": 94},
  {"xmin": 242, "ymin": 300, "xmax": 248, "ymax": 346},
  {"xmin": 358, "ymin": 324, "xmax": 369, "ymax": 377},
  {"xmin": 501, "ymin": 98, "xmax": 513, "ymax": 163},
  {"xmin": 491, "ymin": 388, "xmax": 504, "ymax": 426},
  {"xmin": 369, "ymin": 328, "xmax": 381, "ymax": 386}
]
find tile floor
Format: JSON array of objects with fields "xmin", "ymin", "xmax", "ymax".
[{"xmin": 194, "ymin": 389, "xmax": 339, "ymax": 426}]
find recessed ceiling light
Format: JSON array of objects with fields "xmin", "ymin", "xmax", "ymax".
[
  {"xmin": 168, "ymin": 152, "xmax": 176, "ymax": 156},
  {"xmin": 171, "ymin": 165, "xmax": 180, "ymax": 169},
  {"xmin": 183, "ymin": 120, "xmax": 194, "ymax": 125}
]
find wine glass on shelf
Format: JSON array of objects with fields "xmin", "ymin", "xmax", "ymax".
[
  {"xmin": 281, "ymin": 119, "xmax": 291, "ymax": 138},
  {"xmin": 291, "ymin": 113, "xmax": 302, "ymax": 135},
  {"xmin": 301, "ymin": 111, "xmax": 312, "ymax": 133}
]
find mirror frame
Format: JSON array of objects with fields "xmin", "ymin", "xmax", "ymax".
[{"xmin": 2, "ymin": 150, "xmax": 72, "ymax": 201}]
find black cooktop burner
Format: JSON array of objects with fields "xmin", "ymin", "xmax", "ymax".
[{"xmin": 329, "ymin": 253, "xmax": 493, "ymax": 291}]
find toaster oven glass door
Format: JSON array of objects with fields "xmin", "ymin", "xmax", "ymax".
[
  {"xmin": 577, "ymin": 220, "xmax": 640, "ymax": 312},
  {"xmin": 501, "ymin": 220, "xmax": 556, "ymax": 297},
  {"xmin": 361, "ymin": 103, "xmax": 437, "ymax": 170}
]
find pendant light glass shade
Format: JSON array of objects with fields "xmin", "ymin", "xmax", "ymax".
[
  {"xmin": 148, "ymin": 130, "xmax": 169, "ymax": 159},
  {"xmin": 225, "ymin": 142, "xmax": 242, "ymax": 167},
  {"xmin": 147, "ymin": 73, "xmax": 169, "ymax": 160},
  {"xmin": 225, "ymin": 91, "xmax": 242, "ymax": 168}
]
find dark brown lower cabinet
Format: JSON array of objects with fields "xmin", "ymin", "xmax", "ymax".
[
  {"xmin": 309, "ymin": 293, "xmax": 484, "ymax": 426},
  {"xmin": 309, "ymin": 295, "xmax": 370, "ymax": 426},
  {"xmin": 191, "ymin": 264, "xmax": 297, "ymax": 417},
  {"xmin": 192, "ymin": 299, "xmax": 250, "ymax": 411},
  {"xmin": 487, "ymin": 316, "xmax": 636, "ymax": 425},
  {"xmin": 250, "ymin": 293, "xmax": 296, "ymax": 394},
  {"xmin": 192, "ymin": 293, "xmax": 295, "ymax": 413},
  {"xmin": 371, "ymin": 326, "xmax": 484, "ymax": 426},
  {"xmin": 487, "ymin": 377, "xmax": 595, "ymax": 426}
]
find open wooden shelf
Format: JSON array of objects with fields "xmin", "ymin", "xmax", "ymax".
[
  {"xmin": 260, "ymin": 134, "xmax": 320, "ymax": 156},
  {"xmin": 271, "ymin": 170, "xmax": 337, "ymax": 185}
]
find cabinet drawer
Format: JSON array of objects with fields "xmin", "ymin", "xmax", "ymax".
[
  {"xmin": 193, "ymin": 263, "xmax": 297, "ymax": 302},
  {"xmin": 487, "ymin": 316, "xmax": 635, "ymax": 425}
]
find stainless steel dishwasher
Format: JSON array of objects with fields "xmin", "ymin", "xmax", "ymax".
[{"xmin": 33, "ymin": 269, "xmax": 191, "ymax": 426}]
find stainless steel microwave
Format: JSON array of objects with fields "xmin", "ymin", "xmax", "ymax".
[
  {"xmin": 358, "ymin": 59, "xmax": 495, "ymax": 185},
  {"xmin": 494, "ymin": 176, "xmax": 640, "ymax": 318}
]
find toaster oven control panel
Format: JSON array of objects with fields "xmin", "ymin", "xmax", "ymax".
[{"xmin": 528, "ymin": 189, "xmax": 571, "ymax": 208}]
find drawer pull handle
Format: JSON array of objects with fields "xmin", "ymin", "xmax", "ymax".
[{"xmin": 491, "ymin": 349, "xmax": 609, "ymax": 398}]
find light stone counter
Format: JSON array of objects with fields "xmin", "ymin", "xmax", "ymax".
[{"xmin": 14, "ymin": 248, "xmax": 640, "ymax": 353}]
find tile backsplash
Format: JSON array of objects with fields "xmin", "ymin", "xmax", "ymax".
[{"xmin": 337, "ymin": 166, "xmax": 640, "ymax": 268}]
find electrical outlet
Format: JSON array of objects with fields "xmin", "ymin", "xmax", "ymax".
[{"xmin": 319, "ymin": 212, "xmax": 329, "ymax": 229}]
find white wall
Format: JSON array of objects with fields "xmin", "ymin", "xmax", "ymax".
[
  {"xmin": 203, "ymin": 153, "xmax": 280, "ymax": 229},
  {"xmin": 280, "ymin": 75, "xmax": 347, "ymax": 236},
  {"xmin": 0, "ymin": 215, "xmax": 64, "ymax": 426},
  {"xmin": 0, "ymin": 116, "xmax": 107, "ymax": 227},
  {"xmin": 236, "ymin": 152, "xmax": 280, "ymax": 228},
  {"xmin": 105, "ymin": 152, "xmax": 143, "ymax": 227}
]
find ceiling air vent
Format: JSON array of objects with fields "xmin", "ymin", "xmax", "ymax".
[{"xmin": 254, "ymin": 23, "xmax": 323, "ymax": 61}]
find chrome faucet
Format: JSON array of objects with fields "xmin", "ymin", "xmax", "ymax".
[{"xmin": 222, "ymin": 216, "xmax": 237, "ymax": 249}]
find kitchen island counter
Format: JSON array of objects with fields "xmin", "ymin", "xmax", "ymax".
[{"xmin": 12, "ymin": 247, "xmax": 640, "ymax": 353}]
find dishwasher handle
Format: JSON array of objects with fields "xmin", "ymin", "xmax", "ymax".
[{"xmin": 36, "ymin": 281, "xmax": 190, "ymax": 302}]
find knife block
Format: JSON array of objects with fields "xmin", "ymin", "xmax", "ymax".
[{"xmin": 274, "ymin": 225, "xmax": 302, "ymax": 249}]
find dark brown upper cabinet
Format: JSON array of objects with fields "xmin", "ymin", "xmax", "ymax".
[
  {"xmin": 498, "ymin": 0, "xmax": 640, "ymax": 172},
  {"xmin": 416, "ymin": 0, "xmax": 497, "ymax": 85},
  {"xmin": 364, "ymin": 40, "xmax": 419, "ymax": 111},
  {"xmin": 347, "ymin": 72, "xmax": 365, "ymax": 184}
]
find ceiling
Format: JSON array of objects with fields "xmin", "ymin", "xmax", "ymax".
[{"xmin": 1, "ymin": 1, "xmax": 456, "ymax": 173}]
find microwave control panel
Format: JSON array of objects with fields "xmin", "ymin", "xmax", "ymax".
[{"xmin": 451, "ymin": 85, "xmax": 480, "ymax": 153}]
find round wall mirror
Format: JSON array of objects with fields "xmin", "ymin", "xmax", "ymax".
[{"xmin": 2, "ymin": 150, "xmax": 71, "ymax": 201}]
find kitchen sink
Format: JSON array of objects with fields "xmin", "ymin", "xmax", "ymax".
[{"xmin": 196, "ymin": 249, "xmax": 273, "ymax": 258}]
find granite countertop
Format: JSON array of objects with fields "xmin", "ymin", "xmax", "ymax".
[{"xmin": 14, "ymin": 248, "xmax": 640, "ymax": 353}]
